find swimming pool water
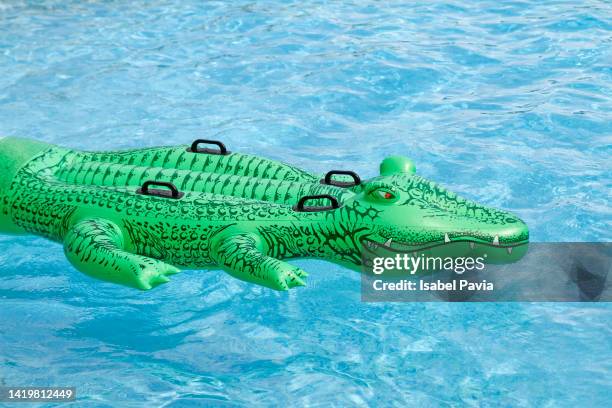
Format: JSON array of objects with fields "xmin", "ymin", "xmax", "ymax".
[{"xmin": 0, "ymin": 1, "xmax": 611, "ymax": 406}]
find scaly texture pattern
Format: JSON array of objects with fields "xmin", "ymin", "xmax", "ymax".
[{"xmin": 0, "ymin": 137, "xmax": 528, "ymax": 290}]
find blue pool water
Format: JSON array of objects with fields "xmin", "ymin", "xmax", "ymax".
[{"xmin": 1, "ymin": 0, "xmax": 611, "ymax": 406}]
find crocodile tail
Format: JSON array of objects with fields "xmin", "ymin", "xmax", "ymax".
[{"xmin": 0, "ymin": 137, "xmax": 53, "ymax": 233}]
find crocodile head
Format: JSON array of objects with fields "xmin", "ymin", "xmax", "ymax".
[{"xmin": 346, "ymin": 156, "xmax": 529, "ymax": 264}]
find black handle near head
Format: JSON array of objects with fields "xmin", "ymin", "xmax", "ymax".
[
  {"xmin": 321, "ymin": 170, "xmax": 361, "ymax": 187},
  {"xmin": 188, "ymin": 139, "xmax": 230, "ymax": 155},
  {"xmin": 294, "ymin": 194, "xmax": 340, "ymax": 212},
  {"xmin": 137, "ymin": 181, "xmax": 184, "ymax": 199}
]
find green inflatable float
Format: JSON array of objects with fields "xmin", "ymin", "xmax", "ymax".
[{"xmin": 0, "ymin": 137, "xmax": 528, "ymax": 290}]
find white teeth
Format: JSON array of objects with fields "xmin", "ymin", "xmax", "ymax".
[
  {"xmin": 384, "ymin": 238, "xmax": 393, "ymax": 248},
  {"xmin": 469, "ymin": 242, "xmax": 475, "ymax": 249},
  {"xmin": 507, "ymin": 247, "xmax": 513, "ymax": 254},
  {"xmin": 444, "ymin": 233, "xmax": 451, "ymax": 243},
  {"xmin": 493, "ymin": 235, "xmax": 500, "ymax": 246}
]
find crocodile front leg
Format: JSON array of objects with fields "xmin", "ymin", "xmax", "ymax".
[
  {"xmin": 212, "ymin": 233, "xmax": 308, "ymax": 291},
  {"xmin": 64, "ymin": 218, "xmax": 180, "ymax": 290}
]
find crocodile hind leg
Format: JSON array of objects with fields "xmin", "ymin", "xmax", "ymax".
[
  {"xmin": 63, "ymin": 218, "xmax": 180, "ymax": 290},
  {"xmin": 212, "ymin": 233, "xmax": 308, "ymax": 291}
]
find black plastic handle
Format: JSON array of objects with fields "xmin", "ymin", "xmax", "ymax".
[
  {"xmin": 294, "ymin": 194, "xmax": 340, "ymax": 212},
  {"xmin": 137, "ymin": 181, "xmax": 184, "ymax": 199},
  {"xmin": 321, "ymin": 170, "xmax": 361, "ymax": 187},
  {"xmin": 188, "ymin": 139, "xmax": 230, "ymax": 155}
]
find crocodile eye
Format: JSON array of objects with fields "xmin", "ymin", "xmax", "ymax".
[
  {"xmin": 378, "ymin": 190, "xmax": 394, "ymax": 200},
  {"xmin": 367, "ymin": 187, "xmax": 398, "ymax": 203}
]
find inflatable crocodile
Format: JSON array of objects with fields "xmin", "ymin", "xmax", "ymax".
[{"xmin": 0, "ymin": 137, "xmax": 528, "ymax": 290}]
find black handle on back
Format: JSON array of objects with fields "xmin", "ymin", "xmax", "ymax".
[
  {"xmin": 294, "ymin": 194, "xmax": 340, "ymax": 212},
  {"xmin": 137, "ymin": 181, "xmax": 184, "ymax": 199},
  {"xmin": 188, "ymin": 139, "xmax": 229, "ymax": 155},
  {"xmin": 321, "ymin": 170, "xmax": 361, "ymax": 187}
]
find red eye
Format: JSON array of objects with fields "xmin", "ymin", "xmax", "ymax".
[{"xmin": 371, "ymin": 189, "xmax": 396, "ymax": 202}]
